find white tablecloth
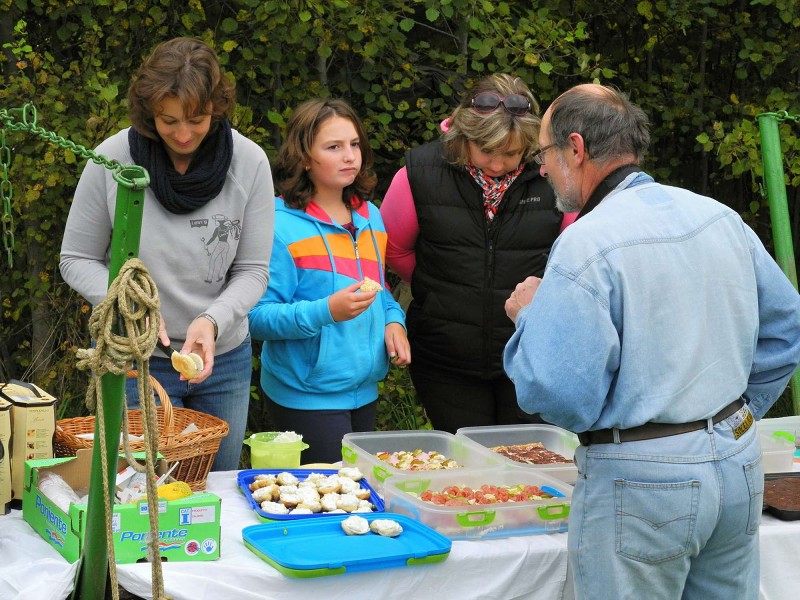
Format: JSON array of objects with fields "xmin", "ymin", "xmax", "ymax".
[{"xmin": 1, "ymin": 469, "xmax": 798, "ymax": 600}]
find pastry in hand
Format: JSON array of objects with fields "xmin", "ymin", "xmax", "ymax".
[
  {"xmin": 359, "ymin": 277, "xmax": 383, "ymax": 292},
  {"xmin": 171, "ymin": 351, "xmax": 203, "ymax": 379}
]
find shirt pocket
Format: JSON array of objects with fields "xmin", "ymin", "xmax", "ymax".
[{"xmin": 614, "ymin": 478, "xmax": 700, "ymax": 564}]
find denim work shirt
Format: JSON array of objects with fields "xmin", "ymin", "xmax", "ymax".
[{"xmin": 504, "ymin": 172, "xmax": 800, "ymax": 432}]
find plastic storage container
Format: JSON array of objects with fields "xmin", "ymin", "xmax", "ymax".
[
  {"xmin": 456, "ymin": 424, "xmax": 578, "ymax": 484},
  {"xmin": 757, "ymin": 416, "xmax": 800, "ymax": 448},
  {"xmin": 383, "ymin": 466, "xmax": 571, "ymax": 540},
  {"xmin": 340, "ymin": 430, "xmax": 502, "ymax": 497},
  {"xmin": 244, "ymin": 432, "xmax": 309, "ymax": 469},
  {"xmin": 760, "ymin": 432, "xmax": 795, "ymax": 474},
  {"xmin": 237, "ymin": 468, "xmax": 385, "ymax": 522}
]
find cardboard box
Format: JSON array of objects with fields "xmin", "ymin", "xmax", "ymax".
[
  {"xmin": 0, "ymin": 397, "xmax": 11, "ymax": 513},
  {"xmin": 22, "ymin": 449, "xmax": 221, "ymax": 563},
  {"xmin": 0, "ymin": 380, "xmax": 57, "ymax": 500}
]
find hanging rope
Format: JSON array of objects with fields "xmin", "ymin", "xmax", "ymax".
[{"xmin": 74, "ymin": 258, "xmax": 169, "ymax": 600}]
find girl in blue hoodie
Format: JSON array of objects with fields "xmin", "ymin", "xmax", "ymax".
[{"xmin": 249, "ymin": 99, "xmax": 410, "ymax": 463}]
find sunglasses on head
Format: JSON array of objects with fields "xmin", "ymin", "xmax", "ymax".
[{"xmin": 471, "ymin": 92, "xmax": 531, "ymax": 116}]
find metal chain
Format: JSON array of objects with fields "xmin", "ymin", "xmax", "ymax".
[
  {"xmin": 0, "ymin": 103, "xmax": 127, "ymax": 268},
  {"xmin": 766, "ymin": 110, "xmax": 800, "ymax": 124},
  {"xmin": 1, "ymin": 128, "xmax": 14, "ymax": 268}
]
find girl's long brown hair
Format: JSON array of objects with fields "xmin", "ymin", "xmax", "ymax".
[{"xmin": 274, "ymin": 98, "xmax": 377, "ymax": 210}]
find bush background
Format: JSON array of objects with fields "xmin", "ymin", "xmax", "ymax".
[{"xmin": 1, "ymin": 0, "xmax": 799, "ymax": 439}]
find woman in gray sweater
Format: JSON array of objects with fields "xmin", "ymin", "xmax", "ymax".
[{"xmin": 60, "ymin": 37, "xmax": 275, "ymax": 471}]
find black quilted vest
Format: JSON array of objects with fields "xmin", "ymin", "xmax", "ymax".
[{"xmin": 405, "ymin": 140, "xmax": 562, "ymax": 378}]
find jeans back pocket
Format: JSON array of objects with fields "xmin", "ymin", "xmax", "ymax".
[{"xmin": 615, "ymin": 479, "xmax": 700, "ymax": 564}]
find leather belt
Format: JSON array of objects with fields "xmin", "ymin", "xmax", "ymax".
[{"xmin": 577, "ymin": 398, "xmax": 745, "ymax": 446}]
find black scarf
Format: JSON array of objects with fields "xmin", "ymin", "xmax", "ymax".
[
  {"xmin": 575, "ymin": 163, "xmax": 641, "ymax": 221},
  {"xmin": 128, "ymin": 119, "xmax": 233, "ymax": 214}
]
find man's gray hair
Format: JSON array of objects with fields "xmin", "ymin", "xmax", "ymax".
[{"xmin": 547, "ymin": 85, "xmax": 650, "ymax": 164}]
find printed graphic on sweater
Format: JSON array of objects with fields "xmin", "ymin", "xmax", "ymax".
[{"xmin": 194, "ymin": 213, "xmax": 241, "ymax": 283}]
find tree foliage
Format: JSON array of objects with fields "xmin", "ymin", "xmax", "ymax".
[{"xmin": 1, "ymin": 0, "xmax": 798, "ymax": 422}]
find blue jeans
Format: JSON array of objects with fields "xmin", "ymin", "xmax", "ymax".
[
  {"xmin": 126, "ymin": 337, "xmax": 252, "ymax": 471},
  {"xmin": 569, "ymin": 405, "xmax": 763, "ymax": 600}
]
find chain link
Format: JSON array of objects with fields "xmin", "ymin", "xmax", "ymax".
[
  {"xmin": 766, "ymin": 110, "xmax": 800, "ymax": 124},
  {"xmin": 0, "ymin": 103, "xmax": 127, "ymax": 268}
]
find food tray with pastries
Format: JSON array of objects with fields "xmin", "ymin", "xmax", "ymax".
[
  {"xmin": 383, "ymin": 465, "xmax": 571, "ymax": 540},
  {"xmin": 237, "ymin": 468, "xmax": 384, "ymax": 522},
  {"xmin": 340, "ymin": 429, "xmax": 504, "ymax": 497},
  {"xmin": 456, "ymin": 424, "xmax": 578, "ymax": 484},
  {"xmin": 242, "ymin": 512, "xmax": 451, "ymax": 578},
  {"xmin": 763, "ymin": 472, "xmax": 800, "ymax": 521}
]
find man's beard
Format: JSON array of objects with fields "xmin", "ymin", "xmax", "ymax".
[
  {"xmin": 555, "ymin": 192, "xmax": 582, "ymax": 214},
  {"xmin": 551, "ymin": 156, "xmax": 582, "ymax": 213}
]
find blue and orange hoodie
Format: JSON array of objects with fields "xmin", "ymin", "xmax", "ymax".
[{"xmin": 249, "ymin": 197, "xmax": 406, "ymax": 410}]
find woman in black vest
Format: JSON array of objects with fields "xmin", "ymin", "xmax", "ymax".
[{"xmin": 380, "ymin": 74, "xmax": 575, "ymax": 433}]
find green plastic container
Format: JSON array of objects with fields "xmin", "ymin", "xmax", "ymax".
[{"xmin": 244, "ymin": 432, "xmax": 309, "ymax": 469}]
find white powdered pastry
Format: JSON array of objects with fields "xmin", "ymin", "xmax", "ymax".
[
  {"xmin": 260, "ymin": 501, "xmax": 289, "ymax": 514},
  {"xmin": 341, "ymin": 515, "xmax": 370, "ymax": 535},
  {"xmin": 338, "ymin": 467, "xmax": 363, "ymax": 481},
  {"xmin": 276, "ymin": 472, "xmax": 299, "ymax": 486},
  {"xmin": 370, "ymin": 519, "xmax": 403, "ymax": 537}
]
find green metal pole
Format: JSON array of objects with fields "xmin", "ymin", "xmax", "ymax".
[
  {"xmin": 757, "ymin": 112, "xmax": 800, "ymax": 416},
  {"xmin": 72, "ymin": 165, "xmax": 149, "ymax": 600}
]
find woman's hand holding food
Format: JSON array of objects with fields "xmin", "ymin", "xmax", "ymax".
[{"xmin": 182, "ymin": 316, "xmax": 216, "ymax": 382}]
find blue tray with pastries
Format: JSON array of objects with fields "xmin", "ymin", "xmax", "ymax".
[
  {"xmin": 242, "ymin": 512, "xmax": 451, "ymax": 577},
  {"xmin": 237, "ymin": 468, "xmax": 385, "ymax": 522}
]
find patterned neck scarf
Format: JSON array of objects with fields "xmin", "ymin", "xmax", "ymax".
[{"xmin": 466, "ymin": 162, "xmax": 525, "ymax": 221}]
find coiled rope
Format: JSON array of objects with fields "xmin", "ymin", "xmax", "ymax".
[{"xmin": 74, "ymin": 258, "xmax": 169, "ymax": 600}]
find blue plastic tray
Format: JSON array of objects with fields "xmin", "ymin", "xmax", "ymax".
[
  {"xmin": 242, "ymin": 512, "xmax": 451, "ymax": 577},
  {"xmin": 237, "ymin": 468, "xmax": 385, "ymax": 521}
]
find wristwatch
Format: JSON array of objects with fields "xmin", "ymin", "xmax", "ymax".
[{"xmin": 197, "ymin": 312, "xmax": 218, "ymax": 340}]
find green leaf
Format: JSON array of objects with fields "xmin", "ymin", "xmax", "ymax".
[
  {"xmin": 400, "ymin": 18, "xmax": 414, "ymax": 32},
  {"xmin": 425, "ymin": 8, "xmax": 439, "ymax": 22},
  {"xmin": 299, "ymin": 10, "xmax": 312, "ymax": 22},
  {"xmin": 266, "ymin": 111, "xmax": 285, "ymax": 126},
  {"xmin": 221, "ymin": 17, "xmax": 238, "ymax": 33}
]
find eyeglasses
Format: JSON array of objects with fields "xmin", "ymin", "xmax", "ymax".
[
  {"xmin": 532, "ymin": 143, "xmax": 557, "ymax": 165},
  {"xmin": 471, "ymin": 92, "xmax": 531, "ymax": 116}
]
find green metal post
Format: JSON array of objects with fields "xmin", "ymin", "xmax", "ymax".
[
  {"xmin": 72, "ymin": 165, "xmax": 149, "ymax": 600},
  {"xmin": 757, "ymin": 112, "xmax": 800, "ymax": 416}
]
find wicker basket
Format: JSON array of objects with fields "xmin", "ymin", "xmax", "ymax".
[{"xmin": 54, "ymin": 370, "xmax": 229, "ymax": 491}]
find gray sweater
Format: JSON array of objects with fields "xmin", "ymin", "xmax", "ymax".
[{"xmin": 60, "ymin": 127, "xmax": 274, "ymax": 355}]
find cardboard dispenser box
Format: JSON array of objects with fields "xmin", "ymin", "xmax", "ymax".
[
  {"xmin": 0, "ymin": 397, "xmax": 11, "ymax": 514},
  {"xmin": 0, "ymin": 380, "xmax": 56, "ymax": 501},
  {"xmin": 23, "ymin": 449, "xmax": 222, "ymax": 563}
]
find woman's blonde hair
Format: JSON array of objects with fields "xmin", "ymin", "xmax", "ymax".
[
  {"xmin": 128, "ymin": 37, "xmax": 235, "ymax": 140},
  {"xmin": 442, "ymin": 73, "xmax": 541, "ymax": 166}
]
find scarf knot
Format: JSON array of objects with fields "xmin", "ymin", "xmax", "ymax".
[{"xmin": 466, "ymin": 163, "xmax": 525, "ymax": 221}]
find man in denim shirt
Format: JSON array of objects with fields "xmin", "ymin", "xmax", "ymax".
[{"xmin": 504, "ymin": 84, "xmax": 800, "ymax": 600}]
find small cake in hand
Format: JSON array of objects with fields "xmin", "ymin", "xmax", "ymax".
[
  {"xmin": 341, "ymin": 515, "xmax": 370, "ymax": 536},
  {"xmin": 171, "ymin": 351, "xmax": 203, "ymax": 379},
  {"xmin": 359, "ymin": 277, "xmax": 383, "ymax": 292}
]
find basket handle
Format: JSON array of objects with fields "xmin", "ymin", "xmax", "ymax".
[{"xmin": 126, "ymin": 370, "xmax": 175, "ymax": 431}]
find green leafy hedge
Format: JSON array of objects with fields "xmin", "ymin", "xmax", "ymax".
[{"xmin": 1, "ymin": 0, "xmax": 798, "ymax": 424}]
